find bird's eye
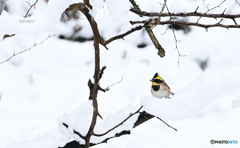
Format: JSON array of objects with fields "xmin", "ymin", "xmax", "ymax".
[{"xmin": 154, "ymin": 79, "xmax": 163, "ymax": 83}]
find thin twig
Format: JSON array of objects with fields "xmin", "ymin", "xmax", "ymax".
[
  {"xmin": 160, "ymin": 27, "xmax": 169, "ymax": 35},
  {"xmin": 93, "ymin": 106, "xmax": 143, "ymax": 137},
  {"xmin": 156, "ymin": 117, "xmax": 177, "ymax": 131},
  {"xmin": 197, "ymin": 0, "xmax": 226, "ymax": 23},
  {"xmin": 155, "ymin": 0, "xmax": 167, "ymax": 29},
  {"xmin": 170, "ymin": 25, "xmax": 184, "ymax": 67},
  {"xmin": 194, "ymin": 6, "xmax": 199, "ymax": 13},
  {"xmin": 104, "ymin": 77, "xmax": 123, "ymax": 91},
  {"xmin": 160, "ymin": 0, "xmax": 167, "ymax": 14},
  {"xmin": 1, "ymin": 0, "xmax": 7, "ymax": 15},
  {"xmin": 165, "ymin": 3, "xmax": 172, "ymax": 20},
  {"xmin": 24, "ymin": 0, "xmax": 39, "ymax": 18},
  {"xmin": 0, "ymin": 34, "xmax": 54, "ymax": 65},
  {"xmin": 165, "ymin": 4, "xmax": 184, "ymax": 66},
  {"xmin": 104, "ymin": 25, "xmax": 144, "ymax": 45},
  {"xmin": 202, "ymin": 0, "xmax": 207, "ymax": 11}
]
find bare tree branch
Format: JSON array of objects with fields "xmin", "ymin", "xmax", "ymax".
[
  {"xmin": 24, "ymin": 0, "xmax": 39, "ymax": 18},
  {"xmin": 77, "ymin": 3, "xmax": 107, "ymax": 50},
  {"xmin": 156, "ymin": 117, "xmax": 177, "ymax": 132},
  {"xmin": 129, "ymin": 0, "xmax": 141, "ymax": 12},
  {"xmin": 83, "ymin": 0, "xmax": 92, "ymax": 10},
  {"xmin": 164, "ymin": 4, "xmax": 185, "ymax": 66},
  {"xmin": 60, "ymin": 1, "xmax": 240, "ymax": 147},
  {"xmin": 145, "ymin": 25, "xmax": 165, "ymax": 57},
  {"xmin": 104, "ymin": 25, "xmax": 144, "ymax": 45},
  {"xmin": 2, "ymin": 34, "xmax": 15, "ymax": 41},
  {"xmin": 129, "ymin": 8, "xmax": 240, "ymax": 20},
  {"xmin": 104, "ymin": 77, "xmax": 123, "ymax": 91},
  {"xmin": 197, "ymin": 0, "xmax": 226, "ymax": 23},
  {"xmin": 93, "ymin": 106, "xmax": 143, "ymax": 137},
  {"xmin": 60, "ymin": 110, "xmax": 177, "ymax": 148},
  {"xmin": 129, "ymin": 0, "xmax": 166, "ymax": 58},
  {"xmin": 85, "ymin": 37, "xmax": 102, "ymax": 147},
  {"xmin": 159, "ymin": 0, "xmax": 167, "ymax": 18},
  {"xmin": 170, "ymin": 25, "xmax": 185, "ymax": 67},
  {"xmin": 0, "ymin": 34, "xmax": 54, "ymax": 65},
  {"xmin": 130, "ymin": 20, "xmax": 240, "ymax": 29}
]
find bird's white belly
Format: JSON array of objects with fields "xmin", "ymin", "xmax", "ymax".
[{"xmin": 151, "ymin": 87, "xmax": 170, "ymax": 98}]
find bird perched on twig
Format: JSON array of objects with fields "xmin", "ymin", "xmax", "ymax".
[{"xmin": 150, "ymin": 72, "xmax": 174, "ymax": 99}]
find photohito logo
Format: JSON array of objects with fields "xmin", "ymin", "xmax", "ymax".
[{"xmin": 210, "ymin": 139, "xmax": 238, "ymax": 145}]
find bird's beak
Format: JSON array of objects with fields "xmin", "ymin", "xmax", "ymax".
[{"xmin": 150, "ymin": 79, "xmax": 153, "ymax": 82}]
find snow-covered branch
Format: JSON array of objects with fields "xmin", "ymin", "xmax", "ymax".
[{"xmin": 93, "ymin": 106, "xmax": 143, "ymax": 137}]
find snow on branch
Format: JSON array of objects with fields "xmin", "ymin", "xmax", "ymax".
[
  {"xmin": 59, "ymin": 105, "xmax": 141, "ymax": 146},
  {"xmin": 93, "ymin": 106, "xmax": 142, "ymax": 137},
  {"xmin": 60, "ymin": 2, "xmax": 240, "ymax": 148},
  {"xmin": 60, "ymin": 105, "xmax": 177, "ymax": 148}
]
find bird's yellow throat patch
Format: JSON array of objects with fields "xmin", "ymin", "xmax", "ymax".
[{"xmin": 152, "ymin": 82, "xmax": 157, "ymax": 85}]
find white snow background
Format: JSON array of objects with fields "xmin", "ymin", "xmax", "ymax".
[{"xmin": 0, "ymin": 0, "xmax": 240, "ymax": 147}]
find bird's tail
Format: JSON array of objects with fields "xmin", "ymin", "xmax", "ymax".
[{"xmin": 171, "ymin": 92, "xmax": 175, "ymax": 95}]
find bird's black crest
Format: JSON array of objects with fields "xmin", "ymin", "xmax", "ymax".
[{"xmin": 153, "ymin": 72, "xmax": 159, "ymax": 79}]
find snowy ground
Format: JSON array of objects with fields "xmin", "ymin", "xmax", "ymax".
[{"xmin": 0, "ymin": 0, "xmax": 240, "ymax": 148}]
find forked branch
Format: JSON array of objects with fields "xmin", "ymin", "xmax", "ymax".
[
  {"xmin": 93, "ymin": 106, "xmax": 143, "ymax": 137},
  {"xmin": 60, "ymin": 110, "xmax": 177, "ymax": 148},
  {"xmin": 24, "ymin": 0, "xmax": 39, "ymax": 18}
]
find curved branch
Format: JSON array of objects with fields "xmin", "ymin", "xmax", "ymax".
[
  {"xmin": 60, "ymin": 110, "xmax": 177, "ymax": 148},
  {"xmin": 93, "ymin": 106, "xmax": 143, "ymax": 137}
]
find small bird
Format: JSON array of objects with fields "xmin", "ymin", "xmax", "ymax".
[{"xmin": 150, "ymin": 72, "xmax": 174, "ymax": 99}]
